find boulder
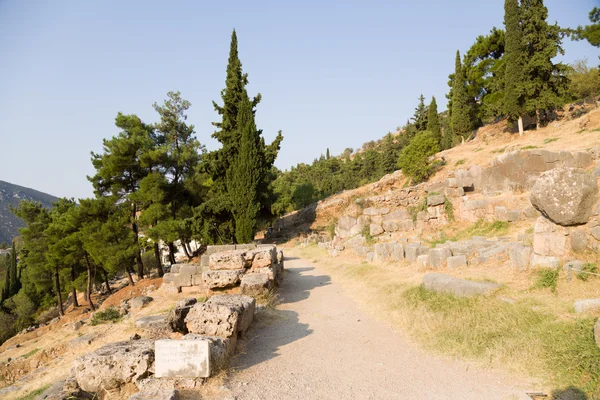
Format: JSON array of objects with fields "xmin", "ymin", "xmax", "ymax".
[
  {"xmin": 185, "ymin": 302, "xmax": 240, "ymax": 338},
  {"xmin": 422, "ymin": 273, "xmax": 500, "ymax": 297},
  {"xmin": 201, "ymin": 270, "xmax": 245, "ymax": 289},
  {"xmin": 130, "ymin": 296, "xmax": 154, "ymax": 310},
  {"xmin": 245, "ymin": 247, "xmax": 276, "ymax": 268},
  {"xmin": 370, "ymin": 224, "xmax": 384, "ymax": 237},
  {"xmin": 591, "ymin": 226, "xmax": 600, "ymax": 241},
  {"xmin": 240, "ymin": 273, "xmax": 272, "ymax": 296},
  {"xmin": 427, "ymin": 248, "xmax": 452, "ymax": 268},
  {"xmin": 208, "ymin": 294, "xmax": 256, "ymax": 334},
  {"xmin": 135, "ymin": 315, "xmax": 167, "ymax": 330},
  {"xmin": 533, "ymin": 217, "xmax": 567, "ymax": 257},
  {"xmin": 166, "ymin": 298, "xmax": 198, "ymax": 334},
  {"xmin": 209, "ymin": 251, "xmax": 246, "ymax": 270},
  {"xmin": 128, "ymin": 390, "xmax": 178, "ymax": 400},
  {"xmin": 509, "ymin": 245, "xmax": 531, "ymax": 270},
  {"xmin": 530, "ymin": 167, "xmax": 598, "ymax": 226},
  {"xmin": 427, "ymin": 194, "xmax": 445, "ymax": 207},
  {"xmin": 338, "ymin": 216, "xmax": 357, "ymax": 233},
  {"xmin": 73, "ymin": 340, "xmax": 154, "ymax": 393},
  {"xmin": 446, "ymin": 255, "xmax": 467, "ymax": 268},
  {"xmin": 570, "ymin": 230, "xmax": 589, "ymax": 253},
  {"xmin": 574, "ymin": 299, "xmax": 600, "ymax": 313}
]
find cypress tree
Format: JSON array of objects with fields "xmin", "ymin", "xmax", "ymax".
[
  {"xmin": 504, "ymin": 0, "xmax": 526, "ymax": 135},
  {"xmin": 412, "ymin": 95, "xmax": 428, "ymax": 131},
  {"xmin": 427, "ymin": 96, "xmax": 442, "ymax": 145},
  {"xmin": 521, "ymin": 0, "xmax": 566, "ymax": 128},
  {"xmin": 9, "ymin": 241, "xmax": 19, "ymax": 297},
  {"xmin": 381, "ymin": 133, "xmax": 398, "ymax": 174},
  {"xmin": 451, "ymin": 51, "xmax": 473, "ymax": 138},
  {"xmin": 227, "ymin": 96, "xmax": 262, "ymax": 243}
]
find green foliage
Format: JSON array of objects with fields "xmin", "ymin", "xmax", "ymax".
[
  {"xmin": 326, "ymin": 219, "xmax": 337, "ymax": 240},
  {"xmin": 451, "ymin": 51, "xmax": 475, "ymax": 138},
  {"xmin": 408, "ymin": 198, "xmax": 428, "ymax": 223},
  {"xmin": 455, "ymin": 159, "xmax": 466, "ymax": 166},
  {"xmin": 535, "ymin": 268, "xmax": 560, "ymax": 292},
  {"xmin": 503, "ymin": 0, "xmax": 526, "ymax": 125},
  {"xmin": 90, "ymin": 307, "xmax": 122, "ymax": 326},
  {"xmin": 568, "ymin": 59, "xmax": 600, "ymax": 103},
  {"xmin": 571, "ymin": 7, "xmax": 600, "ymax": 47},
  {"xmin": 576, "ymin": 263, "xmax": 598, "ymax": 281},
  {"xmin": 361, "ymin": 225, "xmax": 375, "ymax": 245},
  {"xmin": 543, "ymin": 137, "xmax": 559, "ymax": 144},
  {"xmin": 381, "ymin": 133, "xmax": 399, "ymax": 174},
  {"xmin": 522, "ymin": 145, "xmax": 540, "ymax": 150},
  {"xmin": 444, "ymin": 197, "xmax": 454, "ymax": 221},
  {"xmin": 6, "ymin": 291, "xmax": 36, "ymax": 331},
  {"xmin": 398, "ymin": 131, "xmax": 440, "ymax": 183},
  {"xmin": 16, "ymin": 384, "xmax": 51, "ymax": 400},
  {"xmin": 427, "ymin": 97, "xmax": 442, "ymax": 145},
  {"xmin": 0, "ymin": 309, "xmax": 16, "ymax": 345},
  {"xmin": 21, "ymin": 348, "xmax": 40, "ymax": 359}
]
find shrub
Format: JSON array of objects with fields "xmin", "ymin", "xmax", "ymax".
[
  {"xmin": 576, "ymin": 263, "xmax": 598, "ymax": 281},
  {"xmin": 535, "ymin": 268, "xmax": 560, "ymax": 293},
  {"xmin": 444, "ymin": 197, "xmax": 454, "ymax": 221},
  {"xmin": 90, "ymin": 307, "xmax": 121, "ymax": 326},
  {"xmin": 361, "ymin": 225, "xmax": 375, "ymax": 245},
  {"xmin": 397, "ymin": 131, "xmax": 440, "ymax": 183},
  {"xmin": 326, "ymin": 218, "xmax": 337, "ymax": 239}
]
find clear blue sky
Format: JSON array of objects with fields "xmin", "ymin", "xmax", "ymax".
[{"xmin": 1, "ymin": 0, "xmax": 598, "ymax": 199}]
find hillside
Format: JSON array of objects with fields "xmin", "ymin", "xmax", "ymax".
[{"xmin": 0, "ymin": 181, "xmax": 58, "ymax": 244}]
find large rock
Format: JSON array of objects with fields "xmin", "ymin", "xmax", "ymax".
[
  {"xmin": 209, "ymin": 294, "xmax": 255, "ymax": 334},
  {"xmin": 73, "ymin": 340, "xmax": 154, "ymax": 393},
  {"xmin": 185, "ymin": 301, "xmax": 240, "ymax": 338},
  {"xmin": 240, "ymin": 273, "xmax": 272, "ymax": 296},
  {"xmin": 130, "ymin": 296, "xmax": 154, "ymax": 310},
  {"xmin": 422, "ymin": 273, "xmax": 500, "ymax": 297},
  {"xmin": 427, "ymin": 248, "xmax": 452, "ymax": 268},
  {"xmin": 369, "ymin": 224, "xmax": 384, "ymax": 237},
  {"xmin": 337, "ymin": 216, "xmax": 357, "ymax": 239},
  {"xmin": 209, "ymin": 251, "xmax": 246, "ymax": 270},
  {"xmin": 530, "ymin": 167, "xmax": 598, "ymax": 226},
  {"xmin": 570, "ymin": 230, "xmax": 589, "ymax": 253},
  {"xmin": 574, "ymin": 299, "xmax": 600, "ymax": 313},
  {"xmin": 201, "ymin": 270, "xmax": 245, "ymax": 289},
  {"xmin": 245, "ymin": 247, "xmax": 276, "ymax": 268},
  {"xmin": 135, "ymin": 315, "xmax": 167, "ymax": 330},
  {"xmin": 446, "ymin": 255, "xmax": 467, "ymax": 268},
  {"xmin": 427, "ymin": 194, "xmax": 445, "ymax": 207},
  {"xmin": 183, "ymin": 334, "xmax": 236, "ymax": 372},
  {"xmin": 532, "ymin": 217, "xmax": 567, "ymax": 257},
  {"xmin": 166, "ymin": 298, "xmax": 198, "ymax": 334},
  {"xmin": 509, "ymin": 245, "xmax": 531, "ymax": 270}
]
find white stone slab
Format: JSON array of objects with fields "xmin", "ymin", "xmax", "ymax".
[{"xmin": 155, "ymin": 339, "xmax": 210, "ymax": 378}]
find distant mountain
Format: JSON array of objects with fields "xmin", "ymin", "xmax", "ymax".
[{"xmin": 0, "ymin": 181, "xmax": 58, "ymax": 244}]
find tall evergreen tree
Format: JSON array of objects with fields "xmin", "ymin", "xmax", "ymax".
[
  {"xmin": 227, "ymin": 96, "xmax": 262, "ymax": 243},
  {"xmin": 521, "ymin": 0, "xmax": 567, "ymax": 128},
  {"xmin": 381, "ymin": 133, "xmax": 399, "ymax": 174},
  {"xmin": 427, "ymin": 96, "xmax": 442, "ymax": 145},
  {"xmin": 504, "ymin": 0, "xmax": 526, "ymax": 135},
  {"xmin": 451, "ymin": 51, "xmax": 473, "ymax": 138},
  {"xmin": 412, "ymin": 95, "xmax": 428, "ymax": 131}
]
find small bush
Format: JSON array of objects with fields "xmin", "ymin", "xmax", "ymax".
[
  {"xmin": 444, "ymin": 197, "xmax": 454, "ymax": 221},
  {"xmin": 576, "ymin": 263, "xmax": 598, "ymax": 281},
  {"xmin": 408, "ymin": 198, "xmax": 428, "ymax": 223},
  {"xmin": 326, "ymin": 218, "xmax": 337, "ymax": 239},
  {"xmin": 544, "ymin": 137, "xmax": 559, "ymax": 144},
  {"xmin": 361, "ymin": 225, "xmax": 375, "ymax": 245},
  {"xmin": 90, "ymin": 307, "xmax": 121, "ymax": 326},
  {"xmin": 522, "ymin": 145, "xmax": 540, "ymax": 150},
  {"xmin": 535, "ymin": 268, "xmax": 560, "ymax": 293},
  {"xmin": 397, "ymin": 131, "xmax": 440, "ymax": 183},
  {"xmin": 455, "ymin": 158, "xmax": 466, "ymax": 166},
  {"xmin": 16, "ymin": 385, "xmax": 51, "ymax": 400}
]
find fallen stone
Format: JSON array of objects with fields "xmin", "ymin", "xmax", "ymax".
[
  {"xmin": 427, "ymin": 194, "xmax": 445, "ymax": 207},
  {"xmin": 245, "ymin": 247, "xmax": 276, "ymax": 268},
  {"xmin": 533, "ymin": 217, "xmax": 567, "ymax": 257},
  {"xmin": 392, "ymin": 243, "xmax": 404, "ymax": 261},
  {"xmin": 174, "ymin": 273, "xmax": 192, "ymax": 288},
  {"xmin": 208, "ymin": 294, "xmax": 255, "ymax": 334},
  {"xmin": 184, "ymin": 333, "xmax": 236, "ymax": 372},
  {"xmin": 370, "ymin": 224, "xmax": 384, "ymax": 237},
  {"xmin": 447, "ymin": 255, "xmax": 467, "ymax": 268},
  {"xmin": 201, "ymin": 270, "xmax": 245, "ymax": 289},
  {"xmin": 405, "ymin": 244, "xmax": 428, "ymax": 262},
  {"xmin": 128, "ymin": 389, "xmax": 178, "ymax": 400},
  {"xmin": 209, "ymin": 251, "xmax": 246, "ymax": 270},
  {"xmin": 166, "ymin": 298, "xmax": 198, "ymax": 334},
  {"xmin": 427, "ymin": 248, "xmax": 452, "ymax": 268},
  {"xmin": 509, "ymin": 245, "xmax": 531, "ymax": 270},
  {"xmin": 506, "ymin": 210, "xmax": 522, "ymax": 222},
  {"xmin": 524, "ymin": 206, "xmax": 539, "ymax": 219},
  {"xmin": 417, "ymin": 254, "xmax": 429, "ymax": 267},
  {"xmin": 240, "ymin": 273, "xmax": 272, "ymax": 296},
  {"xmin": 382, "ymin": 220, "xmax": 399, "ymax": 232},
  {"xmin": 530, "ymin": 167, "xmax": 598, "ymax": 226},
  {"xmin": 530, "ymin": 254, "xmax": 560, "ymax": 269},
  {"xmin": 591, "ymin": 226, "xmax": 600, "ymax": 241},
  {"xmin": 477, "ymin": 245, "xmax": 509, "ymax": 263},
  {"xmin": 73, "ymin": 340, "xmax": 154, "ymax": 393},
  {"xmin": 574, "ymin": 299, "xmax": 600, "ymax": 313},
  {"xmin": 135, "ymin": 315, "xmax": 167, "ymax": 330},
  {"xmin": 185, "ymin": 301, "xmax": 240, "ymax": 338},
  {"xmin": 130, "ymin": 296, "xmax": 154, "ymax": 310},
  {"xmin": 495, "ymin": 206, "xmax": 508, "ymax": 222},
  {"xmin": 422, "ymin": 273, "xmax": 501, "ymax": 297},
  {"xmin": 570, "ymin": 230, "xmax": 589, "ymax": 253}
]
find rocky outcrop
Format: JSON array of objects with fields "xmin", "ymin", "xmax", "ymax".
[
  {"xmin": 530, "ymin": 167, "xmax": 598, "ymax": 226},
  {"xmin": 422, "ymin": 273, "xmax": 500, "ymax": 297},
  {"xmin": 73, "ymin": 340, "xmax": 154, "ymax": 393}
]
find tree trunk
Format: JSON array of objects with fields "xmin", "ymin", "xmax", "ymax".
[
  {"xmin": 182, "ymin": 241, "xmax": 191, "ymax": 260},
  {"xmin": 126, "ymin": 266, "xmax": 135, "ymax": 286},
  {"xmin": 154, "ymin": 242, "xmax": 164, "ymax": 277},
  {"xmin": 55, "ymin": 269, "xmax": 64, "ymax": 317},
  {"xmin": 70, "ymin": 266, "xmax": 79, "ymax": 307},
  {"xmin": 131, "ymin": 204, "xmax": 144, "ymax": 280},
  {"xmin": 518, "ymin": 116, "xmax": 524, "ymax": 136},
  {"xmin": 100, "ymin": 268, "xmax": 111, "ymax": 294},
  {"xmin": 84, "ymin": 254, "xmax": 96, "ymax": 311},
  {"xmin": 168, "ymin": 243, "xmax": 176, "ymax": 264}
]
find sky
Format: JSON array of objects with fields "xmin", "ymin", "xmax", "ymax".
[{"xmin": 1, "ymin": 0, "xmax": 599, "ymax": 200}]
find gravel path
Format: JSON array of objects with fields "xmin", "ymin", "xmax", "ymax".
[{"xmin": 219, "ymin": 257, "xmax": 535, "ymax": 400}]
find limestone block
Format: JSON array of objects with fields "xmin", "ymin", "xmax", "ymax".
[
  {"xmin": 509, "ymin": 245, "xmax": 531, "ymax": 270},
  {"xmin": 477, "ymin": 245, "xmax": 509, "ymax": 263},
  {"xmin": 170, "ymin": 264, "xmax": 181, "ymax": 274},
  {"xmin": 405, "ymin": 244, "xmax": 428, "ymax": 262},
  {"xmin": 422, "ymin": 273, "xmax": 500, "ymax": 297},
  {"xmin": 399, "ymin": 219, "xmax": 415, "ymax": 231},
  {"xmin": 370, "ymin": 224, "xmax": 384, "ymax": 237},
  {"xmin": 495, "ymin": 207, "xmax": 507, "ymax": 222},
  {"xmin": 506, "ymin": 210, "xmax": 522, "ymax": 222},
  {"xmin": 574, "ymin": 299, "xmax": 600, "ymax": 313},
  {"xmin": 209, "ymin": 251, "xmax": 246, "ymax": 270},
  {"xmin": 383, "ymin": 209, "xmax": 411, "ymax": 222},
  {"xmin": 417, "ymin": 254, "xmax": 429, "ymax": 267},
  {"xmin": 524, "ymin": 206, "xmax": 539, "ymax": 219},
  {"xmin": 206, "ymin": 245, "xmax": 236, "ymax": 256},
  {"xmin": 530, "ymin": 254, "xmax": 560, "ymax": 269},
  {"xmin": 155, "ymin": 339, "xmax": 210, "ymax": 378},
  {"xmin": 162, "ymin": 273, "xmax": 176, "ymax": 283},
  {"xmin": 570, "ymin": 230, "xmax": 589, "ymax": 253},
  {"xmin": 447, "ymin": 255, "xmax": 467, "ymax": 268},
  {"xmin": 392, "ymin": 243, "xmax": 404, "ymax": 261},
  {"xmin": 246, "ymin": 247, "xmax": 276, "ymax": 268},
  {"xmin": 533, "ymin": 217, "xmax": 567, "ymax": 257},
  {"xmin": 201, "ymin": 270, "xmax": 245, "ymax": 289},
  {"xmin": 427, "ymin": 194, "xmax": 445, "ymax": 207},
  {"xmin": 130, "ymin": 296, "xmax": 153, "ymax": 310},
  {"xmin": 241, "ymin": 273, "xmax": 272, "ymax": 296},
  {"xmin": 382, "ymin": 220, "xmax": 399, "ymax": 232},
  {"xmin": 175, "ymin": 273, "xmax": 192, "ymax": 288},
  {"xmin": 427, "ymin": 248, "xmax": 452, "ymax": 268},
  {"xmin": 183, "ymin": 333, "xmax": 236, "ymax": 372},
  {"xmin": 208, "ymin": 294, "xmax": 255, "ymax": 334},
  {"xmin": 185, "ymin": 301, "xmax": 240, "ymax": 338}
]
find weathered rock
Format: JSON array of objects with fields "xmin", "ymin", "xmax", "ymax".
[
  {"xmin": 337, "ymin": 216, "xmax": 358, "ymax": 239},
  {"xmin": 135, "ymin": 315, "xmax": 167, "ymax": 330},
  {"xmin": 574, "ymin": 299, "xmax": 600, "ymax": 313},
  {"xmin": 174, "ymin": 273, "xmax": 192, "ymax": 288},
  {"xmin": 162, "ymin": 273, "xmax": 176, "ymax": 284},
  {"xmin": 185, "ymin": 301, "xmax": 240, "ymax": 338},
  {"xmin": 530, "ymin": 167, "xmax": 598, "ymax": 226},
  {"xmin": 509, "ymin": 245, "xmax": 531, "ymax": 270},
  {"xmin": 130, "ymin": 296, "xmax": 154, "ymax": 310},
  {"xmin": 392, "ymin": 243, "xmax": 404, "ymax": 261},
  {"xmin": 417, "ymin": 254, "xmax": 429, "ymax": 267},
  {"xmin": 533, "ymin": 217, "xmax": 567, "ymax": 257},
  {"xmin": 128, "ymin": 389, "xmax": 178, "ymax": 400},
  {"xmin": 73, "ymin": 340, "xmax": 154, "ymax": 393},
  {"xmin": 201, "ymin": 270, "xmax": 245, "ymax": 289},
  {"xmin": 495, "ymin": 206, "xmax": 508, "ymax": 222},
  {"xmin": 363, "ymin": 207, "xmax": 379, "ymax": 216},
  {"xmin": 370, "ymin": 224, "xmax": 384, "ymax": 237},
  {"xmin": 209, "ymin": 251, "xmax": 246, "ymax": 270},
  {"xmin": 183, "ymin": 333, "xmax": 236, "ymax": 371},
  {"xmin": 383, "ymin": 209, "xmax": 411, "ymax": 222},
  {"xmin": 208, "ymin": 294, "xmax": 255, "ymax": 334},
  {"xmin": 240, "ymin": 273, "xmax": 272, "ymax": 296},
  {"xmin": 530, "ymin": 254, "xmax": 560, "ymax": 269},
  {"xmin": 427, "ymin": 248, "xmax": 452, "ymax": 268},
  {"xmin": 382, "ymin": 220, "xmax": 399, "ymax": 232},
  {"xmin": 405, "ymin": 244, "xmax": 428, "ymax": 262},
  {"xmin": 524, "ymin": 206, "xmax": 539, "ymax": 219},
  {"xmin": 446, "ymin": 255, "xmax": 467, "ymax": 268},
  {"xmin": 422, "ymin": 273, "xmax": 500, "ymax": 297},
  {"xmin": 506, "ymin": 210, "xmax": 522, "ymax": 222},
  {"xmin": 570, "ymin": 230, "xmax": 589, "ymax": 253},
  {"xmin": 591, "ymin": 226, "xmax": 600, "ymax": 241},
  {"xmin": 427, "ymin": 194, "xmax": 445, "ymax": 207},
  {"xmin": 245, "ymin": 247, "xmax": 276, "ymax": 268},
  {"xmin": 166, "ymin": 299, "xmax": 198, "ymax": 334},
  {"xmin": 179, "ymin": 264, "xmax": 199, "ymax": 276},
  {"xmin": 477, "ymin": 245, "xmax": 509, "ymax": 263},
  {"xmin": 594, "ymin": 319, "xmax": 600, "ymax": 347}
]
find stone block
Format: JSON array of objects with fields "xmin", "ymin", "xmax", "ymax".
[
  {"xmin": 427, "ymin": 194, "xmax": 445, "ymax": 207},
  {"xmin": 241, "ymin": 273, "xmax": 272, "ymax": 296},
  {"xmin": 155, "ymin": 339, "xmax": 210, "ymax": 378},
  {"xmin": 399, "ymin": 219, "xmax": 415, "ymax": 231},
  {"xmin": 405, "ymin": 244, "xmax": 428, "ymax": 262},
  {"xmin": 591, "ymin": 226, "xmax": 600, "ymax": 241},
  {"xmin": 570, "ymin": 230, "xmax": 589, "ymax": 253},
  {"xmin": 370, "ymin": 224, "xmax": 384, "ymax": 237},
  {"xmin": 417, "ymin": 254, "xmax": 429, "ymax": 267},
  {"xmin": 338, "ymin": 216, "xmax": 357, "ymax": 232},
  {"xmin": 383, "ymin": 209, "xmax": 411, "ymax": 222},
  {"xmin": 444, "ymin": 187, "xmax": 464, "ymax": 198},
  {"xmin": 135, "ymin": 315, "xmax": 167, "ymax": 330},
  {"xmin": 200, "ymin": 255, "xmax": 210, "ymax": 267},
  {"xmin": 179, "ymin": 264, "xmax": 199, "ymax": 276},
  {"xmin": 206, "ymin": 245, "xmax": 236, "ymax": 256},
  {"xmin": 130, "ymin": 296, "xmax": 153, "ymax": 310},
  {"xmin": 209, "ymin": 251, "xmax": 246, "ymax": 270},
  {"xmin": 422, "ymin": 273, "xmax": 500, "ymax": 297},
  {"xmin": 174, "ymin": 273, "xmax": 192, "ymax": 288},
  {"xmin": 183, "ymin": 333, "xmax": 236, "ymax": 372},
  {"xmin": 191, "ymin": 274, "xmax": 205, "ymax": 287},
  {"xmin": 163, "ymin": 273, "xmax": 176, "ymax": 283},
  {"xmin": 447, "ymin": 255, "xmax": 467, "ymax": 268},
  {"xmin": 574, "ymin": 299, "xmax": 600, "ymax": 313},
  {"xmin": 363, "ymin": 207, "xmax": 379, "ymax": 216},
  {"xmin": 392, "ymin": 243, "xmax": 404, "ymax": 261},
  {"xmin": 246, "ymin": 247, "xmax": 276, "ymax": 268},
  {"xmin": 208, "ymin": 294, "xmax": 255, "ymax": 334},
  {"xmin": 185, "ymin": 301, "xmax": 240, "ymax": 338},
  {"xmin": 170, "ymin": 264, "xmax": 181, "ymax": 274},
  {"xmin": 477, "ymin": 245, "xmax": 509, "ymax": 263},
  {"xmin": 495, "ymin": 206, "xmax": 508, "ymax": 222},
  {"xmin": 201, "ymin": 270, "xmax": 245, "ymax": 289},
  {"xmin": 524, "ymin": 206, "xmax": 539, "ymax": 219},
  {"xmin": 236, "ymin": 244, "xmax": 257, "ymax": 251},
  {"xmin": 382, "ymin": 220, "xmax": 399, "ymax": 232},
  {"xmin": 530, "ymin": 254, "xmax": 560, "ymax": 269},
  {"xmin": 427, "ymin": 248, "xmax": 452, "ymax": 268},
  {"xmin": 533, "ymin": 217, "xmax": 567, "ymax": 257},
  {"xmin": 506, "ymin": 210, "xmax": 522, "ymax": 222},
  {"xmin": 509, "ymin": 245, "xmax": 531, "ymax": 270},
  {"xmin": 249, "ymin": 266, "xmax": 277, "ymax": 281}
]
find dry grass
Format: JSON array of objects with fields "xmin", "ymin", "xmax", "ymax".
[{"xmin": 289, "ymin": 244, "xmax": 600, "ymax": 397}]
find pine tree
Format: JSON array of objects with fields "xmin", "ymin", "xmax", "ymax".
[
  {"xmin": 521, "ymin": 0, "xmax": 567, "ymax": 128},
  {"xmin": 504, "ymin": 0, "xmax": 526, "ymax": 135},
  {"xmin": 9, "ymin": 241, "xmax": 19, "ymax": 297},
  {"xmin": 571, "ymin": 8, "xmax": 600, "ymax": 47},
  {"xmin": 451, "ymin": 51, "xmax": 473, "ymax": 138},
  {"xmin": 326, "ymin": 148, "xmax": 330, "ymax": 160},
  {"xmin": 412, "ymin": 95, "xmax": 428, "ymax": 131},
  {"xmin": 227, "ymin": 96, "xmax": 262, "ymax": 243},
  {"xmin": 427, "ymin": 96, "xmax": 442, "ymax": 145},
  {"xmin": 382, "ymin": 133, "xmax": 398, "ymax": 174}
]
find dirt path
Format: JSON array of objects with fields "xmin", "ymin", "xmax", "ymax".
[{"xmin": 218, "ymin": 257, "xmax": 536, "ymax": 400}]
